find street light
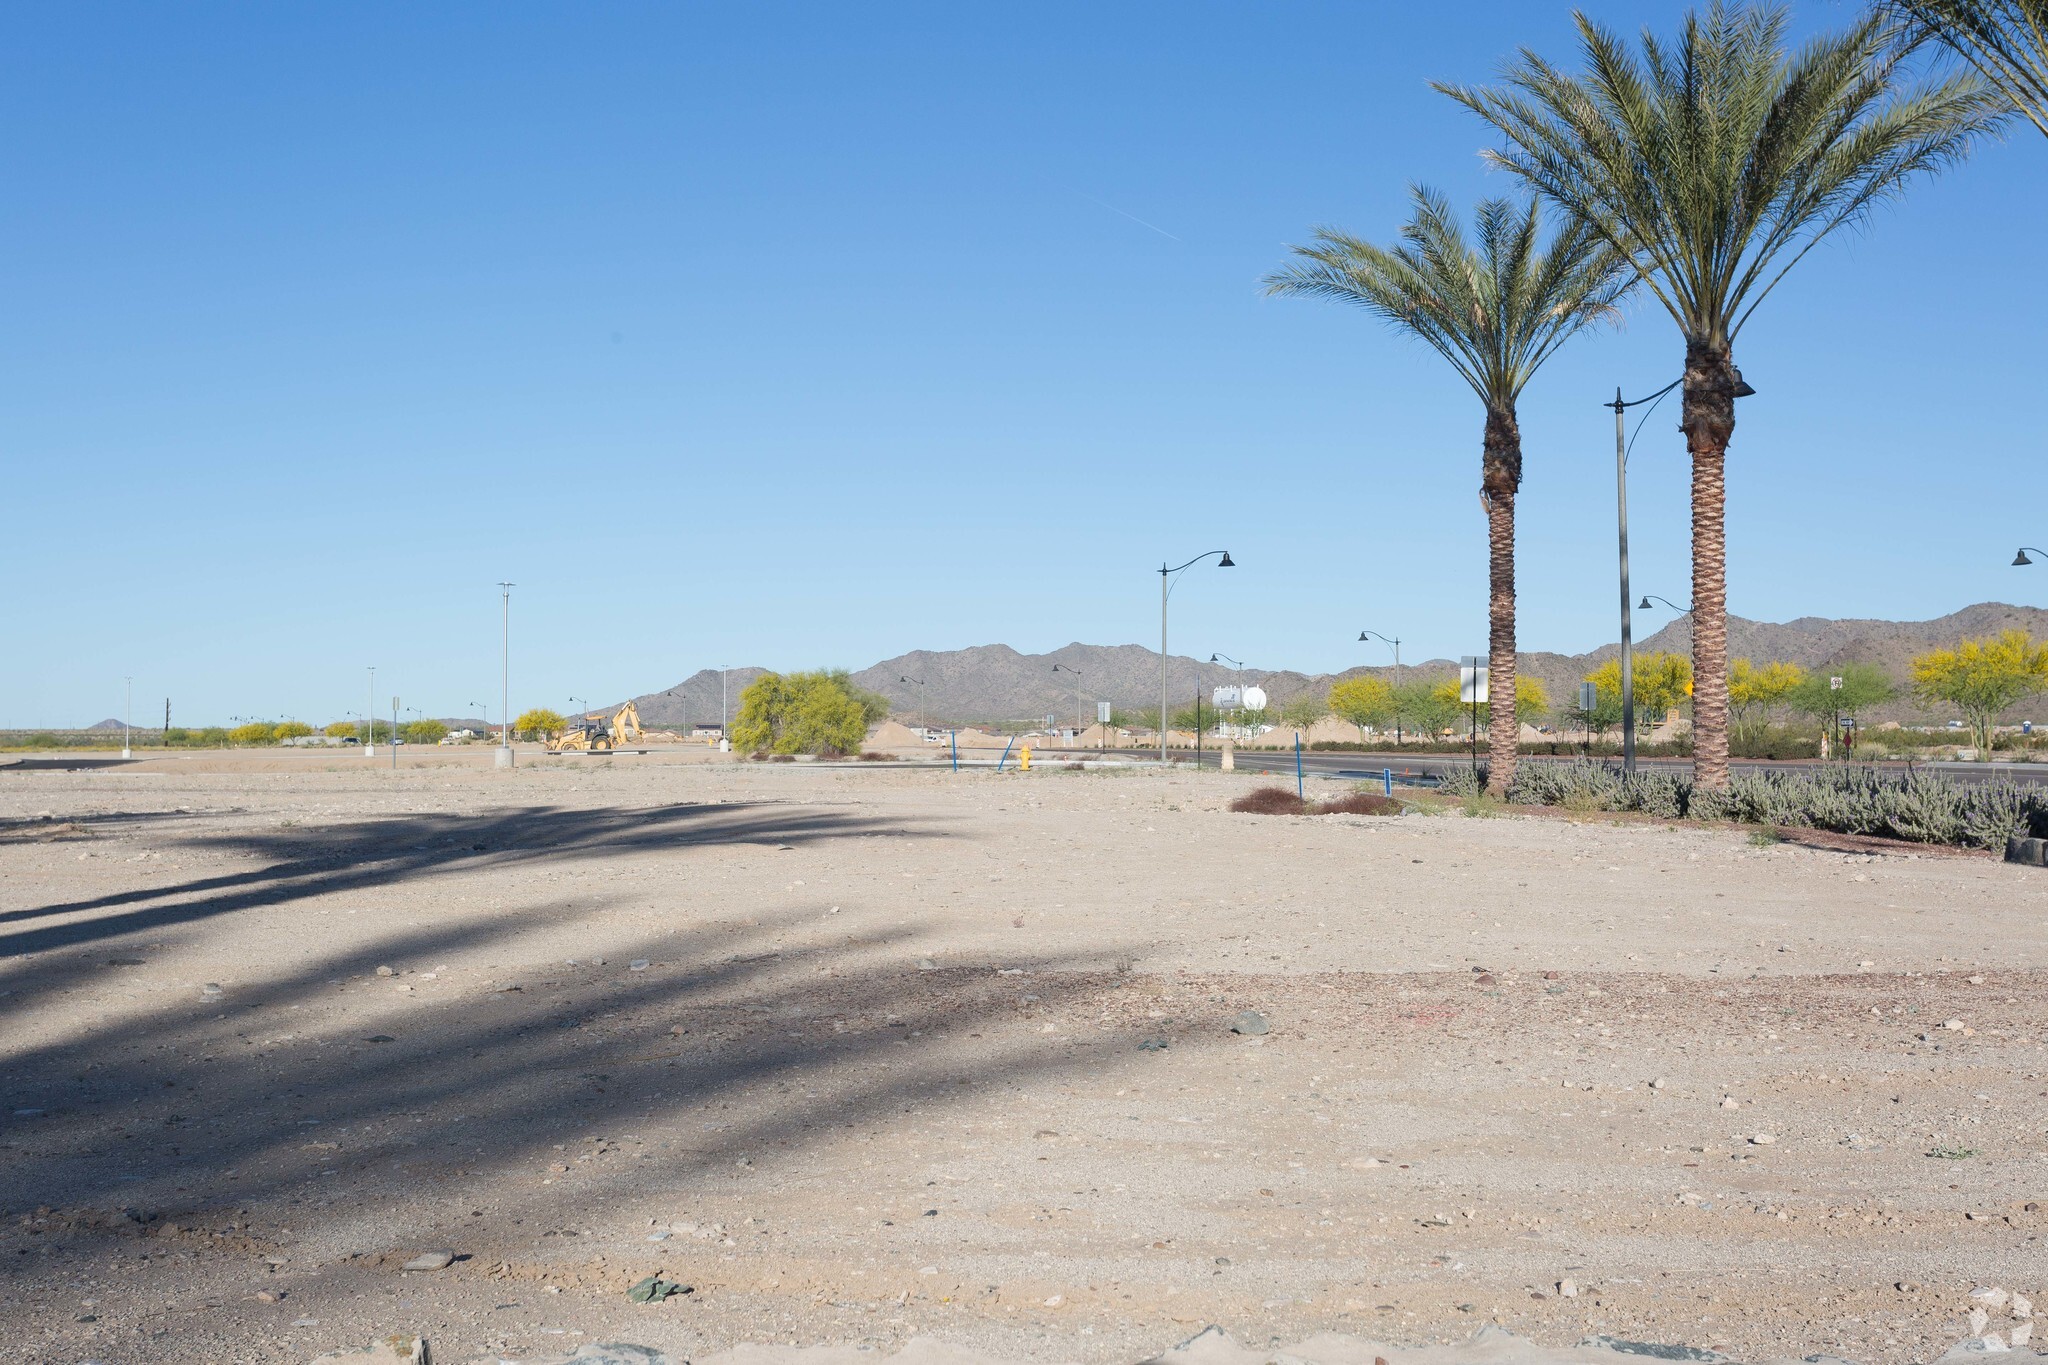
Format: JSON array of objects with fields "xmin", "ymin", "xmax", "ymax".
[
  {"xmin": 1358, "ymin": 630, "xmax": 1403, "ymax": 744},
  {"xmin": 1638, "ymin": 595, "xmax": 1692, "ymax": 614},
  {"xmin": 1160, "ymin": 551, "xmax": 1234, "ymax": 761},
  {"xmin": 1052, "ymin": 664, "xmax": 1085, "ymax": 734},
  {"xmin": 497, "ymin": 582, "xmax": 515, "ymax": 768},
  {"xmin": 1606, "ymin": 372, "xmax": 1753, "ymax": 773},
  {"xmin": 122, "ymin": 676, "xmax": 132, "ymax": 759},
  {"xmin": 469, "ymin": 702, "xmax": 487, "ymax": 739},
  {"xmin": 366, "ymin": 666, "xmax": 377, "ymax": 758},
  {"xmin": 2015, "ymin": 547, "xmax": 2047, "ymax": 566}
]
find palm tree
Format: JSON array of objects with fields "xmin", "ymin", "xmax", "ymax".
[
  {"xmin": 1889, "ymin": 0, "xmax": 2048, "ymax": 135},
  {"xmin": 1439, "ymin": 3, "xmax": 2004, "ymax": 788},
  {"xmin": 1264, "ymin": 188, "xmax": 1632, "ymax": 794}
]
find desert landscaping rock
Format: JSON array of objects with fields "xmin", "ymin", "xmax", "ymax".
[
  {"xmin": 1228, "ymin": 1010, "xmax": 1268, "ymax": 1035},
  {"xmin": 400, "ymin": 1250, "xmax": 454, "ymax": 1272},
  {"xmin": 5, "ymin": 754, "xmax": 2048, "ymax": 1364}
]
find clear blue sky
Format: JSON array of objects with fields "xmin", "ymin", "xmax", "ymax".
[{"xmin": 5, "ymin": 2, "xmax": 2042, "ymax": 726}]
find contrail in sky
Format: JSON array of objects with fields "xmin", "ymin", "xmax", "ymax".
[{"xmin": 1081, "ymin": 193, "xmax": 1182, "ymax": 241}]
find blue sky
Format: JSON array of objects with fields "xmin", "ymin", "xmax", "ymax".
[{"xmin": 5, "ymin": 2, "xmax": 2043, "ymax": 726}]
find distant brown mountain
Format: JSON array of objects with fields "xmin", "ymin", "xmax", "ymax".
[{"xmin": 615, "ymin": 603, "xmax": 2048, "ymax": 730}]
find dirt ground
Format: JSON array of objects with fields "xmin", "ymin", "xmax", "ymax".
[{"xmin": 4, "ymin": 752, "xmax": 2047, "ymax": 1365}]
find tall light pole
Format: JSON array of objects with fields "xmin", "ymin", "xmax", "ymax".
[
  {"xmin": 365, "ymin": 666, "xmax": 376, "ymax": 757},
  {"xmin": 720, "ymin": 664, "xmax": 731, "ymax": 751},
  {"xmin": 122, "ymin": 676, "xmax": 132, "ymax": 759},
  {"xmin": 1609, "ymin": 373, "xmax": 1749, "ymax": 774},
  {"xmin": 1160, "ymin": 551, "xmax": 1234, "ymax": 762},
  {"xmin": 1358, "ymin": 630, "xmax": 1402, "ymax": 744},
  {"xmin": 1052, "ymin": 664, "xmax": 1085, "ymax": 733},
  {"xmin": 497, "ymin": 582, "xmax": 514, "ymax": 768}
]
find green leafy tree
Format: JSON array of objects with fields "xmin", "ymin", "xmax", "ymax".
[
  {"xmin": 1267, "ymin": 190, "xmax": 1630, "ymax": 794},
  {"xmin": 1401, "ymin": 680, "xmax": 1464, "ymax": 740},
  {"xmin": 1278, "ymin": 694, "xmax": 1327, "ymax": 731},
  {"xmin": 403, "ymin": 719, "xmax": 449, "ymax": 745},
  {"xmin": 1889, "ymin": 0, "xmax": 2048, "ymax": 137},
  {"xmin": 732, "ymin": 671, "xmax": 879, "ymax": 755},
  {"xmin": 1442, "ymin": 4, "xmax": 2003, "ymax": 787},
  {"xmin": 1327, "ymin": 676, "xmax": 1396, "ymax": 743},
  {"xmin": 514, "ymin": 708, "xmax": 566, "ymax": 741},
  {"xmin": 1911, "ymin": 631, "xmax": 2048, "ymax": 753},
  {"xmin": 1788, "ymin": 663, "xmax": 1897, "ymax": 751}
]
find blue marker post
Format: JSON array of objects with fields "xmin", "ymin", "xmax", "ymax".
[
  {"xmin": 1295, "ymin": 732, "xmax": 1304, "ymax": 801},
  {"xmin": 1383, "ymin": 767, "xmax": 1394, "ymax": 797},
  {"xmin": 997, "ymin": 734, "xmax": 1017, "ymax": 773},
  {"xmin": 950, "ymin": 730, "xmax": 957, "ymax": 773}
]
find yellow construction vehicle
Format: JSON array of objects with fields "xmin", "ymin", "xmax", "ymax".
[{"xmin": 546, "ymin": 701, "xmax": 645, "ymax": 753}]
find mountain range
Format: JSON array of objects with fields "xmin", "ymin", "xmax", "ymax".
[{"xmin": 618, "ymin": 602, "xmax": 2048, "ymax": 729}]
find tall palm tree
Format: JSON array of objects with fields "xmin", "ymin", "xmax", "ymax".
[
  {"xmin": 1889, "ymin": 0, "xmax": 2048, "ymax": 135},
  {"xmin": 1439, "ymin": 3, "xmax": 2004, "ymax": 788},
  {"xmin": 1264, "ymin": 188, "xmax": 1632, "ymax": 795}
]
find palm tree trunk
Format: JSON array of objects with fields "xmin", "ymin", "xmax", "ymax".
[
  {"xmin": 1483, "ymin": 405, "xmax": 1521, "ymax": 796},
  {"xmin": 1682, "ymin": 343, "xmax": 1737, "ymax": 789}
]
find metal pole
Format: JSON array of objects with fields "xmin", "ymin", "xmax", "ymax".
[
  {"xmin": 391, "ymin": 696, "xmax": 399, "ymax": 770},
  {"xmin": 498, "ymin": 582, "xmax": 514, "ymax": 768},
  {"xmin": 1195, "ymin": 687, "xmax": 1202, "ymax": 769},
  {"xmin": 122, "ymin": 677, "xmax": 132, "ymax": 758},
  {"xmin": 366, "ymin": 666, "xmax": 376, "ymax": 757},
  {"xmin": 1160, "ymin": 566, "xmax": 1169, "ymax": 764},
  {"xmin": 1615, "ymin": 390, "xmax": 1637, "ymax": 775}
]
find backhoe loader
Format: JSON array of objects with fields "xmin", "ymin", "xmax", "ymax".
[{"xmin": 546, "ymin": 701, "xmax": 644, "ymax": 753}]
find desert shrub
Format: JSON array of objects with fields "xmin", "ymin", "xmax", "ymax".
[
  {"xmin": 403, "ymin": 719, "xmax": 449, "ymax": 745},
  {"xmin": 1230, "ymin": 787, "xmax": 1309, "ymax": 815},
  {"xmin": 323, "ymin": 720, "xmax": 358, "ymax": 739},
  {"xmin": 228, "ymin": 722, "xmax": 277, "ymax": 746},
  {"xmin": 1436, "ymin": 766, "xmax": 1483, "ymax": 798},
  {"xmin": 859, "ymin": 751, "xmax": 892, "ymax": 761},
  {"xmin": 194, "ymin": 727, "xmax": 229, "ymax": 746},
  {"xmin": 731, "ymin": 670, "xmax": 880, "ymax": 756},
  {"xmin": 1315, "ymin": 791, "xmax": 1402, "ymax": 816},
  {"xmin": 514, "ymin": 709, "xmax": 566, "ymax": 741},
  {"xmin": 274, "ymin": 721, "xmax": 314, "ymax": 741}
]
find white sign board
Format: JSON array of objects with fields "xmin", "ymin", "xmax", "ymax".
[
  {"xmin": 1459, "ymin": 656, "xmax": 1489, "ymax": 705},
  {"xmin": 1242, "ymin": 685, "xmax": 1268, "ymax": 711},
  {"xmin": 1098, "ymin": 701, "xmax": 1113, "ymax": 724}
]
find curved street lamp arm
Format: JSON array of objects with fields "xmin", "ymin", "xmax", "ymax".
[{"xmin": 1639, "ymin": 594, "xmax": 1692, "ymax": 613}]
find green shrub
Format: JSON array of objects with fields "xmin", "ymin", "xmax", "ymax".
[
  {"xmin": 323, "ymin": 721, "xmax": 358, "ymax": 739},
  {"xmin": 274, "ymin": 721, "xmax": 314, "ymax": 741},
  {"xmin": 228, "ymin": 722, "xmax": 278, "ymax": 746},
  {"xmin": 403, "ymin": 719, "xmax": 449, "ymax": 745},
  {"xmin": 195, "ymin": 727, "xmax": 230, "ymax": 746},
  {"xmin": 731, "ymin": 670, "xmax": 886, "ymax": 756},
  {"xmin": 1484, "ymin": 759, "xmax": 2043, "ymax": 849}
]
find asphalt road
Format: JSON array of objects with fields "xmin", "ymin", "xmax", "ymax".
[{"xmin": 1201, "ymin": 747, "xmax": 2048, "ymax": 787}]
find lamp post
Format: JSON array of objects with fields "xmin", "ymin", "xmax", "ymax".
[
  {"xmin": 720, "ymin": 665, "xmax": 732, "ymax": 751},
  {"xmin": 122, "ymin": 676, "xmax": 132, "ymax": 759},
  {"xmin": 469, "ymin": 702, "xmax": 487, "ymax": 740},
  {"xmin": 2014, "ymin": 547, "xmax": 2048, "ymax": 567},
  {"xmin": 1608, "ymin": 373, "xmax": 1750, "ymax": 774},
  {"xmin": 1209, "ymin": 653, "xmax": 1242, "ymax": 741},
  {"xmin": 365, "ymin": 666, "xmax": 376, "ymax": 757},
  {"xmin": 1160, "ymin": 551, "xmax": 1234, "ymax": 761},
  {"xmin": 1052, "ymin": 664, "xmax": 1085, "ymax": 734},
  {"xmin": 497, "ymin": 582, "xmax": 514, "ymax": 768},
  {"xmin": 1358, "ymin": 630, "xmax": 1402, "ymax": 744},
  {"xmin": 1638, "ymin": 595, "xmax": 1692, "ymax": 614}
]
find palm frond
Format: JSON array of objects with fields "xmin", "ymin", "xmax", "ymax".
[
  {"xmin": 1888, "ymin": 0, "xmax": 2048, "ymax": 136},
  {"xmin": 1262, "ymin": 186, "xmax": 1634, "ymax": 421},
  {"xmin": 1437, "ymin": 1, "xmax": 2009, "ymax": 351}
]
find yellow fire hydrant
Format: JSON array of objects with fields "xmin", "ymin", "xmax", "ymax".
[{"xmin": 1019, "ymin": 744, "xmax": 1031, "ymax": 771}]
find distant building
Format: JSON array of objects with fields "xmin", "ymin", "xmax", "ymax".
[{"xmin": 691, "ymin": 722, "xmax": 725, "ymax": 740}]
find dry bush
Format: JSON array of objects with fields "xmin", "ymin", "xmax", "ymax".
[
  {"xmin": 1229, "ymin": 787, "xmax": 1310, "ymax": 815},
  {"xmin": 858, "ymin": 751, "xmax": 892, "ymax": 762},
  {"xmin": 1313, "ymin": 791, "xmax": 1402, "ymax": 816}
]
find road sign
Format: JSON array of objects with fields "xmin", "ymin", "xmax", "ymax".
[
  {"xmin": 1044, "ymin": 714, "xmax": 1057, "ymax": 729},
  {"xmin": 1459, "ymin": 656, "xmax": 1488, "ymax": 705},
  {"xmin": 1830, "ymin": 676, "xmax": 1844, "ymax": 691},
  {"xmin": 1097, "ymin": 701, "xmax": 1112, "ymax": 724},
  {"xmin": 1578, "ymin": 681, "xmax": 1597, "ymax": 713}
]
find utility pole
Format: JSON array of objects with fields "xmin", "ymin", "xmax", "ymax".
[
  {"xmin": 366, "ymin": 666, "xmax": 376, "ymax": 757},
  {"xmin": 1612, "ymin": 389, "xmax": 1637, "ymax": 775},
  {"xmin": 122, "ymin": 677, "xmax": 132, "ymax": 759},
  {"xmin": 497, "ymin": 582, "xmax": 515, "ymax": 768}
]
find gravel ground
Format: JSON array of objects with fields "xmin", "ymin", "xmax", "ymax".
[{"xmin": 3, "ymin": 752, "xmax": 2046, "ymax": 1364}]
